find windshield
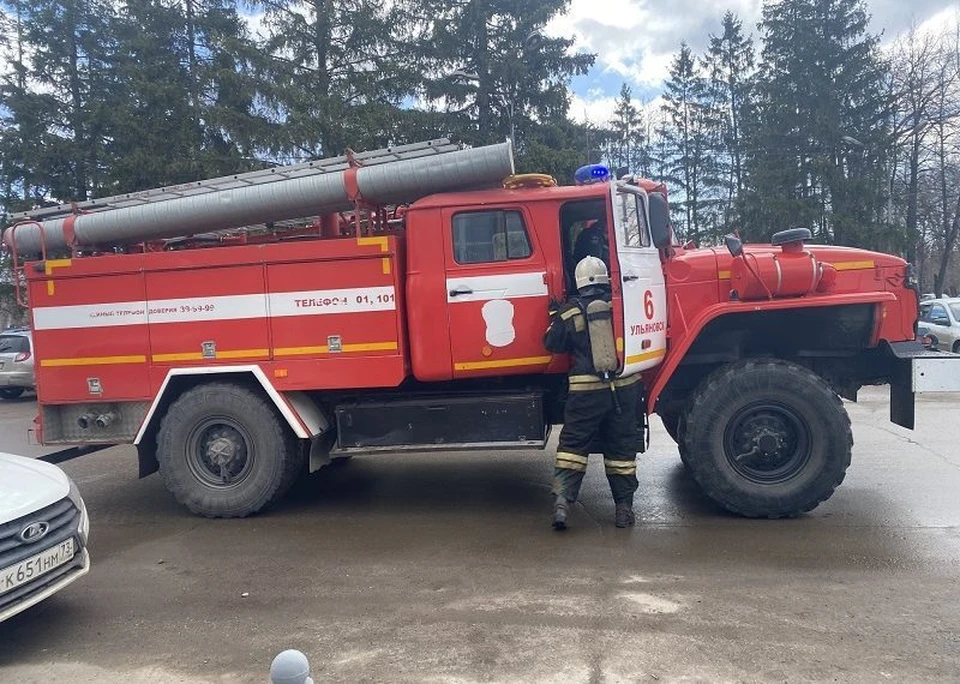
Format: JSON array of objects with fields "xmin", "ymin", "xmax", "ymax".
[
  {"xmin": 0, "ymin": 335, "xmax": 29, "ymax": 354},
  {"xmin": 950, "ymin": 303, "xmax": 960, "ymax": 322}
]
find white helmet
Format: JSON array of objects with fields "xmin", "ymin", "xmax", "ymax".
[{"xmin": 575, "ymin": 256, "xmax": 610, "ymax": 290}]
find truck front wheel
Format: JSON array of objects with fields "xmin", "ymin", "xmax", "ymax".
[
  {"xmin": 658, "ymin": 409, "xmax": 690, "ymax": 468},
  {"xmin": 156, "ymin": 382, "xmax": 303, "ymax": 517},
  {"xmin": 681, "ymin": 359, "xmax": 852, "ymax": 518}
]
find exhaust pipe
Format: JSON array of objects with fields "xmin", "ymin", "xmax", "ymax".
[
  {"xmin": 95, "ymin": 412, "xmax": 119, "ymax": 428},
  {"xmin": 77, "ymin": 414, "xmax": 95, "ymax": 429}
]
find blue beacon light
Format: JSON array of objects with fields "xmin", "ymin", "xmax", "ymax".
[{"xmin": 574, "ymin": 164, "xmax": 611, "ymax": 185}]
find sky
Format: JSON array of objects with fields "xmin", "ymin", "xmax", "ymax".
[{"xmin": 549, "ymin": 0, "xmax": 960, "ymax": 125}]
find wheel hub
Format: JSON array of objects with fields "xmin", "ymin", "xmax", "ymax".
[
  {"xmin": 723, "ymin": 402, "xmax": 812, "ymax": 485},
  {"xmin": 756, "ymin": 431, "xmax": 780, "ymax": 456},
  {"xmin": 207, "ymin": 436, "xmax": 237, "ymax": 464},
  {"xmin": 187, "ymin": 421, "xmax": 254, "ymax": 489}
]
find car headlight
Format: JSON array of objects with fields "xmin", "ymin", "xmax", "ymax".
[{"xmin": 67, "ymin": 478, "xmax": 89, "ymax": 546}]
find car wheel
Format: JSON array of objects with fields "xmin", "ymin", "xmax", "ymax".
[{"xmin": 0, "ymin": 387, "xmax": 24, "ymax": 400}]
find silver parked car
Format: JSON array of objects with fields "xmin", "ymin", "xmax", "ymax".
[
  {"xmin": 918, "ymin": 299, "xmax": 960, "ymax": 353},
  {"xmin": 0, "ymin": 328, "xmax": 35, "ymax": 400}
]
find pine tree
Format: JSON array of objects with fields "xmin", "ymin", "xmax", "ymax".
[
  {"xmin": 252, "ymin": 0, "xmax": 424, "ymax": 160},
  {"xmin": 9, "ymin": 0, "xmax": 118, "ymax": 202},
  {"xmin": 418, "ymin": 0, "xmax": 594, "ymax": 148},
  {"xmin": 0, "ymin": 0, "xmax": 54, "ymax": 210},
  {"xmin": 742, "ymin": 0, "xmax": 890, "ymax": 246},
  {"xmin": 704, "ymin": 12, "xmax": 754, "ymax": 229},
  {"xmin": 608, "ymin": 83, "xmax": 648, "ymax": 176},
  {"xmin": 661, "ymin": 43, "xmax": 720, "ymax": 244},
  {"xmin": 107, "ymin": 0, "xmax": 261, "ymax": 192}
]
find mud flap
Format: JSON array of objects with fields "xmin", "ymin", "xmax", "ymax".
[{"xmin": 890, "ymin": 358, "xmax": 915, "ymax": 430}]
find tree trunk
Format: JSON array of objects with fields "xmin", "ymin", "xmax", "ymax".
[
  {"xmin": 65, "ymin": 0, "xmax": 87, "ymax": 200},
  {"xmin": 314, "ymin": 0, "xmax": 335, "ymax": 155},
  {"xmin": 472, "ymin": 1, "xmax": 492, "ymax": 142}
]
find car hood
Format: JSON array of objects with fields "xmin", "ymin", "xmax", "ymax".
[{"xmin": 0, "ymin": 452, "xmax": 70, "ymax": 524}]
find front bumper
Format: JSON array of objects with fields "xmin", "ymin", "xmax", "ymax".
[
  {"xmin": 0, "ymin": 549, "xmax": 89, "ymax": 623},
  {"xmin": 886, "ymin": 341, "xmax": 960, "ymax": 429},
  {"xmin": 0, "ymin": 497, "xmax": 88, "ymax": 623}
]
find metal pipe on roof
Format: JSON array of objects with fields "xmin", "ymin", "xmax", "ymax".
[{"xmin": 5, "ymin": 141, "xmax": 514, "ymax": 255}]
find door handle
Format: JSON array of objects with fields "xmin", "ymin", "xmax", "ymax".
[
  {"xmin": 449, "ymin": 286, "xmax": 474, "ymax": 297},
  {"xmin": 622, "ymin": 274, "xmax": 639, "ymax": 282}
]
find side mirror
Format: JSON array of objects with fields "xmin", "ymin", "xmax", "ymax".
[
  {"xmin": 647, "ymin": 192, "xmax": 672, "ymax": 249},
  {"xmin": 724, "ymin": 233, "xmax": 743, "ymax": 257}
]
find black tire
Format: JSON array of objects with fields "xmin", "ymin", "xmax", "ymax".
[
  {"xmin": 680, "ymin": 359, "xmax": 852, "ymax": 518},
  {"xmin": 659, "ymin": 410, "xmax": 681, "ymax": 443},
  {"xmin": 659, "ymin": 409, "xmax": 690, "ymax": 468},
  {"xmin": 156, "ymin": 382, "xmax": 303, "ymax": 518},
  {"xmin": 0, "ymin": 387, "xmax": 24, "ymax": 399},
  {"xmin": 928, "ymin": 334, "xmax": 940, "ymax": 350},
  {"xmin": 953, "ymin": 340, "xmax": 960, "ymax": 354}
]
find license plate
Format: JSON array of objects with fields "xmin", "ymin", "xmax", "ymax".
[{"xmin": 0, "ymin": 538, "xmax": 75, "ymax": 595}]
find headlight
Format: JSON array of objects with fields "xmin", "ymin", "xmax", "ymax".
[{"xmin": 67, "ymin": 478, "xmax": 89, "ymax": 545}]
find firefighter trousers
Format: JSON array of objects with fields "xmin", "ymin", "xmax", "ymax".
[{"xmin": 552, "ymin": 378, "xmax": 642, "ymax": 505}]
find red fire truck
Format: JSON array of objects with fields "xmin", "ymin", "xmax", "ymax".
[{"xmin": 5, "ymin": 139, "xmax": 959, "ymax": 519}]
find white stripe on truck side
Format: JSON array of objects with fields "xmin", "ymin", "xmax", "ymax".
[
  {"xmin": 31, "ymin": 287, "xmax": 397, "ymax": 331},
  {"xmin": 446, "ymin": 271, "xmax": 548, "ymax": 303}
]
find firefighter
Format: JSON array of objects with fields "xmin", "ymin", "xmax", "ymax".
[
  {"xmin": 544, "ymin": 256, "xmax": 643, "ymax": 530},
  {"xmin": 572, "ymin": 216, "xmax": 609, "ymax": 268}
]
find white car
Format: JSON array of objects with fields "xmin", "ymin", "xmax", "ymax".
[
  {"xmin": 918, "ymin": 298, "xmax": 960, "ymax": 353},
  {"xmin": 0, "ymin": 451, "xmax": 90, "ymax": 622}
]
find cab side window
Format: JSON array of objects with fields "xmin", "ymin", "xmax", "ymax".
[
  {"xmin": 617, "ymin": 192, "xmax": 651, "ymax": 248},
  {"xmin": 453, "ymin": 210, "xmax": 532, "ymax": 264}
]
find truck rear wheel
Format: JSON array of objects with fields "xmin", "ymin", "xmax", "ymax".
[
  {"xmin": 156, "ymin": 382, "xmax": 303, "ymax": 517},
  {"xmin": 681, "ymin": 359, "xmax": 852, "ymax": 518}
]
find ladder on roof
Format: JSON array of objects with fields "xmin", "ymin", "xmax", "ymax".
[{"xmin": 8, "ymin": 139, "xmax": 463, "ymax": 223}]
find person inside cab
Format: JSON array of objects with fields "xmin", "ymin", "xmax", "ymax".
[
  {"xmin": 572, "ymin": 215, "xmax": 609, "ymax": 269},
  {"xmin": 543, "ymin": 256, "xmax": 644, "ymax": 530}
]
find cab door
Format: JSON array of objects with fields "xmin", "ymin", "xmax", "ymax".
[
  {"xmin": 442, "ymin": 206, "xmax": 551, "ymax": 378},
  {"xmin": 610, "ymin": 183, "xmax": 668, "ymax": 376}
]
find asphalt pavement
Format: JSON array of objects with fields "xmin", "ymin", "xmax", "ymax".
[{"xmin": 0, "ymin": 388, "xmax": 958, "ymax": 683}]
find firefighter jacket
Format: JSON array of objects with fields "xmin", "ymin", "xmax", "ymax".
[{"xmin": 543, "ymin": 292, "xmax": 608, "ymax": 378}]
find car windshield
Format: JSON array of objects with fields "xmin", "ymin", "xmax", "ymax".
[
  {"xmin": 950, "ymin": 303, "xmax": 960, "ymax": 322},
  {"xmin": 0, "ymin": 335, "xmax": 28, "ymax": 354}
]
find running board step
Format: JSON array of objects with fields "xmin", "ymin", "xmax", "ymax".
[{"xmin": 333, "ymin": 392, "xmax": 548, "ymax": 453}]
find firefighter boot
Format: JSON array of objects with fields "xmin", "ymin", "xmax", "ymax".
[
  {"xmin": 552, "ymin": 496, "xmax": 570, "ymax": 531},
  {"xmin": 615, "ymin": 499, "xmax": 636, "ymax": 528}
]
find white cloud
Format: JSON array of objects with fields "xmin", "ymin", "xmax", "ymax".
[
  {"xmin": 555, "ymin": 0, "xmax": 958, "ymax": 131},
  {"xmin": 569, "ymin": 93, "xmax": 666, "ymax": 128}
]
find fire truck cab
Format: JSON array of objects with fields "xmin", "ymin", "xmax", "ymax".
[{"xmin": 404, "ymin": 173, "xmax": 668, "ymax": 384}]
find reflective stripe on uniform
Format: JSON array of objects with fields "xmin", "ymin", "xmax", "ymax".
[
  {"xmin": 603, "ymin": 458, "xmax": 637, "ymax": 476},
  {"xmin": 560, "ymin": 307, "xmax": 586, "ymax": 331},
  {"xmin": 556, "ymin": 451, "xmax": 589, "ymax": 472},
  {"xmin": 567, "ymin": 373, "xmax": 643, "ymax": 392}
]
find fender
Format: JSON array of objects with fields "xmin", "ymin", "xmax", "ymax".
[
  {"xmin": 134, "ymin": 365, "xmax": 328, "ymax": 445},
  {"xmin": 648, "ymin": 291, "xmax": 898, "ymax": 412}
]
